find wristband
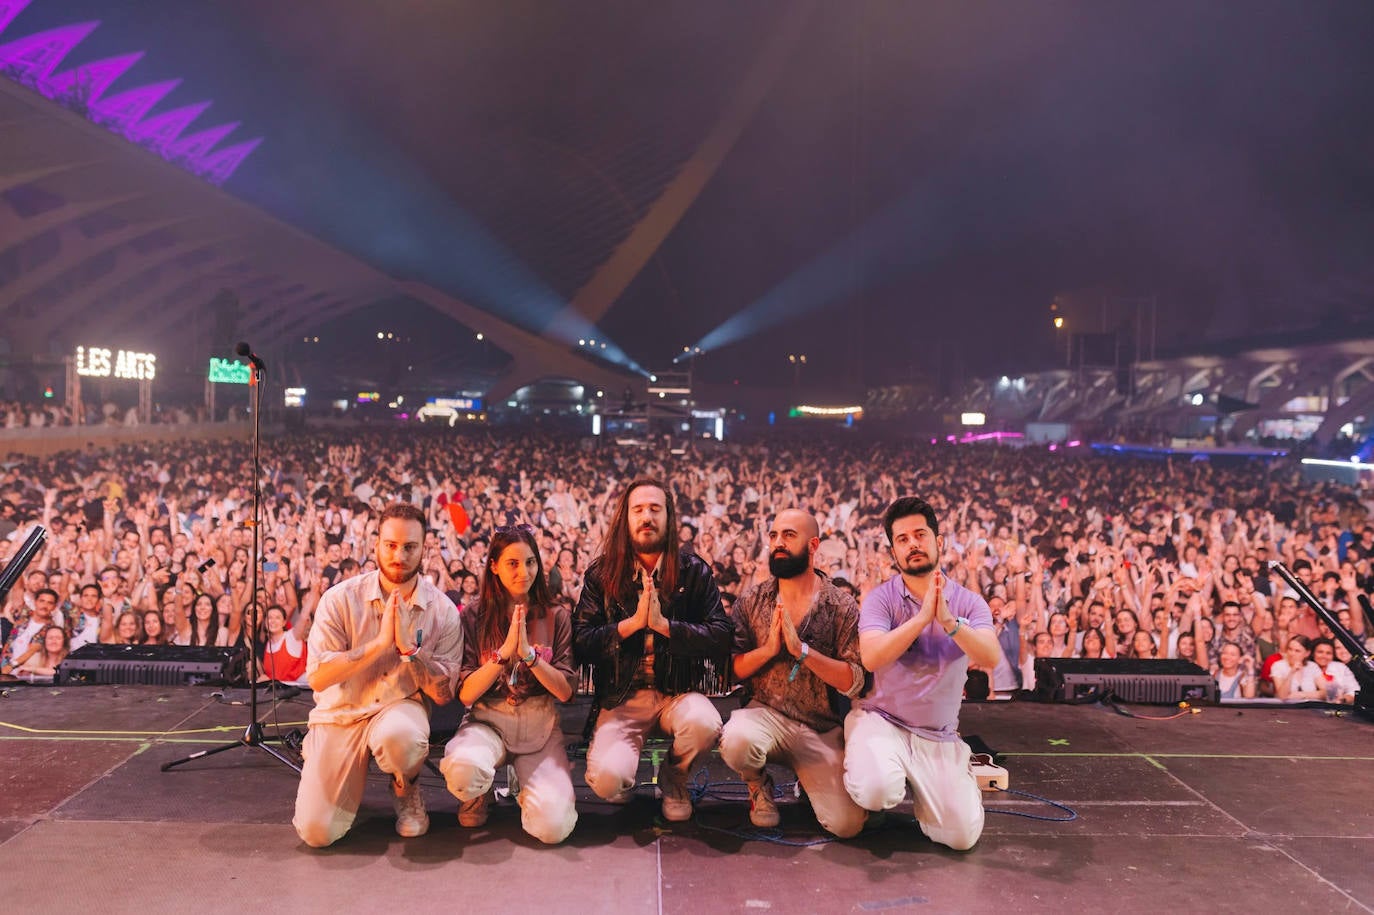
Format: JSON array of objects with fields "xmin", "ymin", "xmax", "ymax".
[
  {"xmin": 521, "ymin": 647, "xmax": 538, "ymax": 667},
  {"xmin": 488, "ymin": 650, "xmax": 508, "ymax": 666},
  {"xmin": 946, "ymin": 616, "xmax": 969, "ymax": 637},
  {"xmin": 399, "ymin": 628, "xmax": 423, "ymax": 662},
  {"xmin": 788, "ymin": 642, "xmax": 810, "ymax": 682}
]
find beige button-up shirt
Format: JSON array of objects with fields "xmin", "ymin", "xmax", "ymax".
[{"xmin": 306, "ymin": 571, "xmax": 463, "ymax": 726}]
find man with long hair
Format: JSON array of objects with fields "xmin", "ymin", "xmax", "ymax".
[
  {"xmin": 844, "ymin": 496, "xmax": 1002, "ymax": 851},
  {"xmin": 573, "ymin": 478, "xmax": 732, "ymax": 822},
  {"xmin": 293, "ymin": 503, "xmax": 463, "ymax": 847}
]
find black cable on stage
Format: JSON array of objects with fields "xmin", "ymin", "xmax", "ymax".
[
  {"xmin": 1103, "ymin": 695, "xmax": 1200, "ymax": 720},
  {"xmin": 683, "ymin": 768, "xmax": 837, "ymax": 846},
  {"xmin": 984, "ymin": 785, "xmax": 1079, "ymax": 821}
]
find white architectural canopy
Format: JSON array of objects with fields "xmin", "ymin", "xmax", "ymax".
[{"xmin": 0, "ymin": 76, "xmax": 633, "ymax": 401}]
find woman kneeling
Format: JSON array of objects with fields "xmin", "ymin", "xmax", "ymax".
[{"xmin": 441, "ymin": 526, "xmax": 578, "ymax": 844}]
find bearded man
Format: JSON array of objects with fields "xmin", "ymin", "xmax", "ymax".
[
  {"xmin": 843, "ymin": 496, "xmax": 1001, "ymax": 851},
  {"xmin": 293, "ymin": 503, "xmax": 463, "ymax": 847},
  {"xmin": 573, "ymin": 478, "xmax": 732, "ymax": 822},
  {"xmin": 719, "ymin": 509, "xmax": 866, "ymax": 836}
]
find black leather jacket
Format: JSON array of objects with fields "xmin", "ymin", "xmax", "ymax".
[{"xmin": 573, "ymin": 550, "xmax": 733, "ymax": 709}]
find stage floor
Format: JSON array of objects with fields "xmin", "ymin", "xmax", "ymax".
[{"xmin": 1, "ymin": 684, "xmax": 1371, "ymax": 914}]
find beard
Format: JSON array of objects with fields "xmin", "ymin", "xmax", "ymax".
[
  {"xmin": 380, "ymin": 554, "xmax": 422, "ymax": 587},
  {"xmin": 897, "ymin": 550, "xmax": 936, "ymax": 577},
  {"xmin": 769, "ymin": 545, "xmax": 811, "ymax": 580},
  {"xmin": 632, "ymin": 525, "xmax": 668, "ymax": 555}
]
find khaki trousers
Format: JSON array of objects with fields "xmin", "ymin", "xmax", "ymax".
[
  {"xmin": 293, "ymin": 699, "xmax": 430, "ymax": 848},
  {"xmin": 584, "ymin": 689, "xmax": 721, "ymax": 801},
  {"xmin": 720, "ymin": 703, "xmax": 866, "ymax": 838}
]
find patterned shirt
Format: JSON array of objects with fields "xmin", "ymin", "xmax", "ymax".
[
  {"xmin": 1209, "ymin": 622, "xmax": 1257, "ymax": 669},
  {"xmin": 731, "ymin": 574, "xmax": 864, "ymax": 732}
]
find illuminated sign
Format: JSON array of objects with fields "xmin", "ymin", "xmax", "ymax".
[
  {"xmin": 788, "ymin": 405, "xmax": 863, "ymax": 418},
  {"xmin": 208, "ymin": 357, "xmax": 251, "ymax": 385},
  {"xmin": 429, "ymin": 396, "xmax": 482, "ymax": 411},
  {"xmin": 356, "ymin": 392, "xmax": 380, "ymax": 403},
  {"xmin": 284, "ymin": 387, "xmax": 306, "ymax": 408},
  {"xmin": 961, "ymin": 412, "xmax": 987, "ymax": 426},
  {"xmin": 76, "ymin": 346, "xmax": 156, "ymax": 380}
]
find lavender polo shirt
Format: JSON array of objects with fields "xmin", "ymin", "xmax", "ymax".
[{"xmin": 856, "ymin": 573, "xmax": 993, "ymax": 742}]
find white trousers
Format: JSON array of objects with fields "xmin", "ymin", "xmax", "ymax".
[
  {"xmin": 293, "ymin": 699, "xmax": 430, "ymax": 848},
  {"xmin": 719, "ymin": 703, "xmax": 866, "ymax": 838},
  {"xmin": 440, "ymin": 720, "xmax": 578, "ymax": 845},
  {"xmin": 584, "ymin": 689, "xmax": 721, "ymax": 801},
  {"xmin": 842, "ymin": 707, "xmax": 984, "ymax": 851}
]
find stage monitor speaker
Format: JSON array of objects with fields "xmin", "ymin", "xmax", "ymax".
[
  {"xmin": 1035, "ymin": 657, "xmax": 1217, "ymax": 705},
  {"xmin": 58, "ymin": 644, "xmax": 245, "ymax": 686}
]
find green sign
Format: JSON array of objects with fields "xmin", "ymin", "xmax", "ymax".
[{"xmin": 208, "ymin": 357, "xmax": 251, "ymax": 385}]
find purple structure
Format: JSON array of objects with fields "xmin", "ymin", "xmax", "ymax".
[
  {"xmin": 0, "ymin": 0, "xmax": 33, "ymax": 38},
  {"xmin": 89, "ymin": 78, "xmax": 181, "ymax": 132},
  {"xmin": 0, "ymin": 20, "xmax": 98, "ymax": 83},
  {"xmin": 168, "ymin": 121, "xmax": 239, "ymax": 162},
  {"xmin": 43, "ymin": 51, "xmax": 144, "ymax": 104},
  {"xmin": 128, "ymin": 100, "xmax": 211, "ymax": 151},
  {"xmin": 197, "ymin": 138, "xmax": 262, "ymax": 185},
  {"xmin": 0, "ymin": 4, "xmax": 260, "ymax": 185}
]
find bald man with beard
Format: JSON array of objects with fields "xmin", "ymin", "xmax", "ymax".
[{"xmin": 719, "ymin": 509, "xmax": 867, "ymax": 836}]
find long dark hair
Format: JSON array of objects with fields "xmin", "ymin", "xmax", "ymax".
[
  {"xmin": 476, "ymin": 526, "xmax": 555, "ymax": 654},
  {"xmin": 189, "ymin": 591, "xmax": 220, "ymax": 647},
  {"xmin": 596, "ymin": 478, "xmax": 679, "ymax": 604}
]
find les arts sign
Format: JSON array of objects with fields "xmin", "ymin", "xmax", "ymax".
[{"xmin": 75, "ymin": 346, "xmax": 157, "ymax": 380}]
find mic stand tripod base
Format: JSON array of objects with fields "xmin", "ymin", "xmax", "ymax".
[
  {"xmin": 161, "ymin": 719, "xmax": 302, "ymax": 773},
  {"xmin": 163, "ymin": 358, "xmax": 300, "ymax": 776}
]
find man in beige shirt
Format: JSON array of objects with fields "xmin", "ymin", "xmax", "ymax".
[{"xmin": 293, "ymin": 503, "xmax": 463, "ymax": 847}]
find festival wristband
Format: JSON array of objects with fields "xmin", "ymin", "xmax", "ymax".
[
  {"xmin": 946, "ymin": 616, "xmax": 969, "ymax": 637},
  {"xmin": 400, "ymin": 628, "xmax": 423, "ymax": 662},
  {"xmin": 788, "ymin": 642, "xmax": 810, "ymax": 682},
  {"xmin": 521, "ymin": 647, "xmax": 538, "ymax": 667}
]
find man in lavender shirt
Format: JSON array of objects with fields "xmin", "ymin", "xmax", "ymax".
[{"xmin": 843, "ymin": 496, "xmax": 1001, "ymax": 850}]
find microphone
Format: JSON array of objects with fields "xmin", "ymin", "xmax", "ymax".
[{"xmin": 235, "ymin": 341, "xmax": 266, "ymax": 370}]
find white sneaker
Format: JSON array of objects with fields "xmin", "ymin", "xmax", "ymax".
[
  {"xmin": 393, "ymin": 778, "xmax": 429, "ymax": 838},
  {"xmin": 658, "ymin": 763, "xmax": 693, "ymax": 822},
  {"xmin": 748, "ymin": 775, "xmax": 780, "ymax": 828}
]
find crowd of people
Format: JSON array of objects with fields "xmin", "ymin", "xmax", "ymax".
[
  {"xmin": 0, "ymin": 426, "xmax": 1368, "ymax": 707},
  {"xmin": 0, "ymin": 398, "xmax": 217, "ymax": 429}
]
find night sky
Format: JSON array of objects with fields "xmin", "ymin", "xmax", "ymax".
[{"xmin": 10, "ymin": 1, "xmax": 1374, "ymax": 391}]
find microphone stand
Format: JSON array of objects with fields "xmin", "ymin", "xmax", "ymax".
[
  {"xmin": 0, "ymin": 525, "xmax": 48, "ymax": 604},
  {"xmin": 164, "ymin": 356, "xmax": 300, "ymax": 772},
  {"xmin": 1268, "ymin": 560, "xmax": 1374, "ymax": 720}
]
